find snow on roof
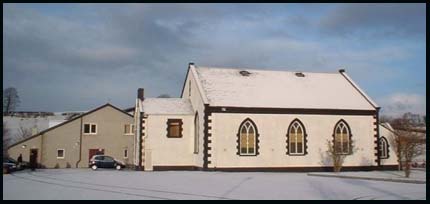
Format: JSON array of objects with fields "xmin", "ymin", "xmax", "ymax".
[
  {"xmin": 142, "ymin": 98, "xmax": 194, "ymax": 115},
  {"xmin": 194, "ymin": 66, "xmax": 376, "ymax": 110}
]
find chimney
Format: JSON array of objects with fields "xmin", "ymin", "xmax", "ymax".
[
  {"xmin": 338, "ymin": 69, "xmax": 346, "ymax": 73},
  {"xmin": 137, "ymin": 88, "xmax": 144, "ymax": 101},
  {"xmin": 189, "ymin": 62, "xmax": 195, "ymax": 67}
]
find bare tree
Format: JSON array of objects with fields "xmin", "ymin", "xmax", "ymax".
[
  {"xmin": 390, "ymin": 115, "xmax": 426, "ymax": 177},
  {"xmin": 325, "ymin": 139, "xmax": 357, "ymax": 172},
  {"xmin": 16, "ymin": 125, "xmax": 33, "ymax": 141},
  {"xmin": 157, "ymin": 94, "xmax": 171, "ymax": 98},
  {"xmin": 3, "ymin": 122, "xmax": 11, "ymax": 160},
  {"xmin": 3, "ymin": 87, "xmax": 20, "ymax": 114}
]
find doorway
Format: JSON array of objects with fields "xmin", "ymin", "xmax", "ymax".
[
  {"xmin": 89, "ymin": 149, "xmax": 104, "ymax": 162},
  {"xmin": 29, "ymin": 149, "xmax": 38, "ymax": 169}
]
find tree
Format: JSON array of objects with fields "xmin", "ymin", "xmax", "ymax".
[
  {"xmin": 3, "ymin": 122, "xmax": 11, "ymax": 160},
  {"xmin": 325, "ymin": 139, "xmax": 357, "ymax": 172},
  {"xmin": 390, "ymin": 114, "xmax": 426, "ymax": 177},
  {"xmin": 157, "ymin": 94, "xmax": 171, "ymax": 98},
  {"xmin": 3, "ymin": 87, "xmax": 20, "ymax": 114},
  {"xmin": 17, "ymin": 125, "xmax": 33, "ymax": 141}
]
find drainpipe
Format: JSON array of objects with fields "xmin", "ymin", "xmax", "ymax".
[{"xmin": 75, "ymin": 117, "xmax": 83, "ymax": 168}]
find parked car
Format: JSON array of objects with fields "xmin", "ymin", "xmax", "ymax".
[
  {"xmin": 3, "ymin": 159, "xmax": 17, "ymax": 174},
  {"xmin": 89, "ymin": 155, "xmax": 125, "ymax": 170}
]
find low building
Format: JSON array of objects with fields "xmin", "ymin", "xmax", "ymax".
[{"xmin": 7, "ymin": 103, "xmax": 135, "ymax": 168}]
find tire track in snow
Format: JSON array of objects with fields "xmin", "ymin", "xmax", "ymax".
[
  {"xmin": 10, "ymin": 173, "xmax": 171, "ymax": 200},
  {"xmin": 23, "ymin": 171, "xmax": 235, "ymax": 200}
]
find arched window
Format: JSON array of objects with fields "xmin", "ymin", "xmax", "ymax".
[
  {"xmin": 237, "ymin": 118, "xmax": 259, "ymax": 156},
  {"xmin": 286, "ymin": 119, "xmax": 308, "ymax": 155},
  {"xmin": 194, "ymin": 112, "xmax": 199, "ymax": 154},
  {"xmin": 333, "ymin": 120, "xmax": 352, "ymax": 154},
  {"xmin": 380, "ymin": 136, "xmax": 389, "ymax": 159}
]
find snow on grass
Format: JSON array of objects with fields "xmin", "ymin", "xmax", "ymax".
[{"xmin": 3, "ymin": 169, "xmax": 426, "ymax": 200}]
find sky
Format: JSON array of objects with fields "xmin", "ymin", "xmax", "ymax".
[{"xmin": 3, "ymin": 3, "xmax": 426, "ymax": 116}]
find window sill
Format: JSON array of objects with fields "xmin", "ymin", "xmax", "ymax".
[
  {"xmin": 56, "ymin": 157, "xmax": 65, "ymax": 159},
  {"xmin": 124, "ymin": 133, "xmax": 134, "ymax": 136},
  {"xmin": 83, "ymin": 133, "xmax": 97, "ymax": 135}
]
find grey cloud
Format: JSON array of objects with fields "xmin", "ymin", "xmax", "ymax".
[{"xmin": 319, "ymin": 3, "xmax": 426, "ymax": 38}]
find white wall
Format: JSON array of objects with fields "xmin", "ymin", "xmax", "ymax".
[
  {"xmin": 379, "ymin": 124, "xmax": 400, "ymax": 166},
  {"xmin": 209, "ymin": 113, "xmax": 377, "ymax": 168},
  {"xmin": 145, "ymin": 114, "xmax": 195, "ymax": 166},
  {"xmin": 181, "ymin": 66, "xmax": 206, "ymax": 168}
]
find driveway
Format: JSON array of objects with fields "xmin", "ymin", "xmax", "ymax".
[{"xmin": 3, "ymin": 169, "xmax": 426, "ymax": 200}]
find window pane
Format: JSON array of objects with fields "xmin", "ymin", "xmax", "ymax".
[
  {"xmin": 297, "ymin": 126, "xmax": 302, "ymax": 134},
  {"xmin": 125, "ymin": 125, "xmax": 130, "ymax": 134},
  {"xmin": 297, "ymin": 142, "xmax": 303, "ymax": 153},
  {"xmin": 290, "ymin": 141, "xmax": 296, "ymax": 153},
  {"xmin": 240, "ymin": 134, "xmax": 247, "ymax": 151},
  {"xmin": 297, "ymin": 133, "xmax": 303, "ymax": 143},
  {"xmin": 249, "ymin": 127, "xmax": 254, "ymax": 134},
  {"xmin": 241, "ymin": 148, "xmax": 247, "ymax": 154},
  {"xmin": 342, "ymin": 141, "xmax": 349, "ymax": 154},
  {"xmin": 170, "ymin": 125, "xmax": 180, "ymax": 137},
  {"xmin": 91, "ymin": 124, "xmax": 96, "ymax": 133},
  {"xmin": 248, "ymin": 134, "xmax": 255, "ymax": 149},
  {"xmin": 84, "ymin": 124, "xmax": 90, "ymax": 133},
  {"xmin": 57, "ymin": 150, "xmax": 64, "ymax": 157},
  {"xmin": 335, "ymin": 142, "xmax": 342, "ymax": 153},
  {"xmin": 248, "ymin": 147, "xmax": 254, "ymax": 154},
  {"xmin": 336, "ymin": 127, "xmax": 341, "ymax": 134},
  {"xmin": 131, "ymin": 125, "xmax": 135, "ymax": 133},
  {"xmin": 124, "ymin": 150, "xmax": 128, "ymax": 158}
]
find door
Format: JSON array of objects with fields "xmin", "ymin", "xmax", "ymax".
[
  {"xmin": 29, "ymin": 149, "xmax": 38, "ymax": 169},
  {"xmin": 103, "ymin": 156, "xmax": 115, "ymax": 168},
  {"xmin": 89, "ymin": 149, "xmax": 104, "ymax": 162}
]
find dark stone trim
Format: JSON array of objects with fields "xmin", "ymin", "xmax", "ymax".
[
  {"xmin": 286, "ymin": 118, "xmax": 308, "ymax": 156},
  {"xmin": 208, "ymin": 166, "xmax": 391, "ymax": 172},
  {"xmin": 379, "ymin": 136, "xmax": 390, "ymax": 159},
  {"xmin": 8, "ymin": 103, "xmax": 133, "ymax": 149},
  {"xmin": 332, "ymin": 119, "xmax": 353, "ymax": 155},
  {"xmin": 166, "ymin": 119, "xmax": 183, "ymax": 138},
  {"xmin": 180, "ymin": 63, "xmax": 193, "ymax": 98},
  {"xmin": 203, "ymin": 104, "xmax": 211, "ymax": 169},
  {"xmin": 236, "ymin": 118, "xmax": 260, "ymax": 156},
  {"xmin": 193, "ymin": 112, "xmax": 199, "ymax": 154},
  {"xmin": 374, "ymin": 108, "xmax": 381, "ymax": 166},
  {"xmin": 207, "ymin": 106, "xmax": 376, "ymax": 115},
  {"xmin": 138, "ymin": 112, "xmax": 143, "ymax": 170}
]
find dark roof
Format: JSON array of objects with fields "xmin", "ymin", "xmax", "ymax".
[
  {"xmin": 124, "ymin": 107, "xmax": 135, "ymax": 112},
  {"xmin": 8, "ymin": 103, "xmax": 133, "ymax": 149}
]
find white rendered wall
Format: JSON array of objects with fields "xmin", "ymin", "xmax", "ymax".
[
  {"xmin": 145, "ymin": 115, "xmax": 195, "ymax": 167},
  {"xmin": 379, "ymin": 125, "xmax": 399, "ymax": 166},
  {"xmin": 209, "ymin": 113, "xmax": 377, "ymax": 168}
]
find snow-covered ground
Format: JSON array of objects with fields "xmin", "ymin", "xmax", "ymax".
[
  {"xmin": 308, "ymin": 170, "xmax": 426, "ymax": 184},
  {"xmin": 3, "ymin": 169, "xmax": 426, "ymax": 200}
]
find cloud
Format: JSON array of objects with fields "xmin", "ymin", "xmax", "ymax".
[
  {"xmin": 319, "ymin": 3, "xmax": 426, "ymax": 39},
  {"xmin": 378, "ymin": 93, "xmax": 426, "ymax": 116},
  {"xmin": 2, "ymin": 4, "xmax": 426, "ymax": 112}
]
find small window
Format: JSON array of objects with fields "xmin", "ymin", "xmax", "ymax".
[
  {"xmin": 194, "ymin": 112, "xmax": 199, "ymax": 154},
  {"xmin": 333, "ymin": 120, "xmax": 351, "ymax": 155},
  {"xmin": 57, "ymin": 149, "xmax": 65, "ymax": 159},
  {"xmin": 124, "ymin": 124, "xmax": 134, "ymax": 135},
  {"xmin": 167, "ymin": 119, "xmax": 183, "ymax": 138},
  {"xmin": 84, "ymin": 123, "xmax": 97, "ymax": 134},
  {"xmin": 237, "ymin": 118, "xmax": 259, "ymax": 156},
  {"xmin": 124, "ymin": 149, "xmax": 128, "ymax": 158},
  {"xmin": 380, "ymin": 136, "xmax": 389, "ymax": 159}
]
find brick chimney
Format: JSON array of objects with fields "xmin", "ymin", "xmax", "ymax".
[{"xmin": 137, "ymin": 88, "xmax": 144, "ymax": 101}]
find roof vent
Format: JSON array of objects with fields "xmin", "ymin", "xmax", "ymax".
[
  {"xmin": 239, "ymin": 70, "xmax": 251, "ymax": 76},
  {"xmin": 295, "ymin": 72, "xmax": 305, "ymax": 77}
]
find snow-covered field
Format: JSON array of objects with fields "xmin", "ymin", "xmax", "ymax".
[{"xmin": 3, "ymin": 169, "xmax": 426, "ymax": 200}]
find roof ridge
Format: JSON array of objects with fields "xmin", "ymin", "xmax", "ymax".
[{"xmin": 196, "ymin": 66, "xmax": 339, "ymax": 75}]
